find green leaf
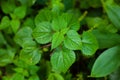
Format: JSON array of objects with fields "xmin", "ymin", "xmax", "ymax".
[
  {"xmin": 0, "ymin": 16, "xmax": 10, "ymax": 30},
  {"xmin": 104, "ymin": 1, "xmax": 120, "ymax": 30},
  {"xmin": 1, "ymin": 0, "xmax": 16, "ymax": 14},
  {"xmin": 52, "ymin": 15, "xmax": 67, "ymax": 31},
  {"xmin": 28, "ymin": 75, "xmax": 40, "ymax": 80},
  {"xmin": 91, "ymin": 46, "xmax": 120, "ymax": 77},
  {"xmin": 52, "ymin": 31, "xmax": 64, "ymax": 49},
  {"xmin": 0, "ymin": 48, "xmax": 15, "ymax": 66},
  {"xmin": 92, "ymin": 30, "xmax": 120, "ymax": 49},
  {"xmin": 14, "ymin": 27, "xmax": 33, "ymax": 46},
  {"xmin": 62, "ymin": 13, "xmax": 80, "ymax": 31},
  {"xmin": 20, "ymin": 48, "xmax": 41, "ymax": 65},
  {"xmin": 10, "ymin": 19, "xmax": 20, "ymax": 33},
  {"xmin": 18, "ymin": 0, "xmax": 36, "ymax": 6},
  {"xmin": 51, "ymin": 48, "xmax": 76, "ymax": 73},
  {"xmin": 23, "ymin": 18, "xmax": 35, "ymax": 29},
  {"xmin": 81, "ymin": 31, "xmax": 98, "ymax": 56},
  {"xmin": 11, "ymin": 73, "xmax": 24, "ymax": 80},
  {"xmin": 48, "ymin": 73, "xmax": 64, "ymax": 80},
  {"xmin": 13, "ymin": 5, "xmax": 26, "ymax": 19},
  {"xmin": 33, "ymin": 22, "xmax": 53, "ymax": 44},
  {"xmin": 35, "ymin": 9, "xmax": 53, "ymax": 26},
  {"xmin": 0, "ymin": 32, "xmax": 7, "ymax": 45},
  {"xmin": 64, "ymin": 30, "xmax": 82, "ymax": 50}
]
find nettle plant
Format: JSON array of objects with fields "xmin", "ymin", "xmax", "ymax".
[{"xmin": 1, "ymin": 0, "xmax": 120, "ymax": 79}]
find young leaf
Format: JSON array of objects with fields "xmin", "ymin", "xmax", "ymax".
[
  {"xmin": 48, "ymin": 73, "xmax": 64, "ymax": 80},
  {"xmin": 13, "ymin": 5, "xmax": 26, "ymax": 19},
  {"xmin": 64, "ymin": 30, "xmax": 82, "ymax": 50},
  {"xmin": 91, "ymin": 46, "xmax": 120, "ymax": 77},
  {"xmin": 10, "ymin": 19, "xmax": 20, "ymax": 33},
  {"xmin": 14, "ymin": 27, "xmax": 33, "ymax": 46},
  {"xmin": 33, "ymin": 22, "xmax": 53, "ymax": 44},
  {"xmin": 81, "ymin": 31, "xmax": 98, "ymax": 56},
  {"xmin": 0, "ymin": 16, "xmax": 10, "ymax": 30},
  {"xmin": 103, "ymin": 0, "xmax": 120, "ymax": 30},
  {"xmin": 51, "ymin": 31, "xmax": 64, "ymax": 49},
  {"xmin": 51, "ymin": 48, "xmax": 76, "ymax": 73}
]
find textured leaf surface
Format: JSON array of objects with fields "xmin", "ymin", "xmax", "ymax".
[
  {"xmin": 64, "ymin": 30, "xmax": 82, "ymax": 50},
  {"xmin": 33, "ymin": 22, "xmax": 52, "ymax": 44},
  {"xmin": 81, "ymin": 31, "xmax": 98, "ymax": 56},
  {"xmin": 51, "ymin": 48, "xmax": 76, "ymax": 73},
  {"xmin": 91, "ymin": 46, "xmax": 120, "ymax": 77},
  {"xmin": 52, "ymin": 32, "xmax": 64, "ymax": 49},
  {"xmin": 14, "ymin": 27, "xmax": 33, "ymax": 46}
]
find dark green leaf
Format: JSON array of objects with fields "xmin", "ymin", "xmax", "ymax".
[
  {"xmin": 91, "ymin": 46, "xmax": 120, "ymax": 77},
  {"xmin": 11, "ymin": 73, "xmax": 24, "ymax": 80},
  {"xmin": 92, "ymin": 30, "xmax": 120, "ymax": 49},
  {"xmin": 104, "ymin": 1, "xmax": 120, "ymax": 30}
]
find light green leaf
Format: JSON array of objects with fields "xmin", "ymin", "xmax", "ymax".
[
  {"xmin": 33, "ymin": 22, "xmax": 52, "ymax": 44},
  {"xmin": 92, "ymin": 30, "xmax": 120, "ymax": 49},
  {"xmin": 81, "ymin": 31, "xmax": 98, "ymax": 56},
  {"xmin": 28, "ymin": 75, "xmax": 40, "ymax": 80},
  {"xmin": 13, "ymin": 5, "xmax": 26, "ymax": 19},
  {"xmin": 91, "ymin": 46, "xmax": 120, "ymax": 77},
  {"xmin": 52, "ymin": 32, "xmax": 64, "ymax": 49},
  {"xmin": 52, "ymin": 16, "xmax": 67, "ymax": 31},
  {"xmin": 35, "ymin": 9, "xmax": 53, "ymax": 26},
  {"xmin": 62, "ymin": 13, "xmax": 80, "ymax": 31},
  {"xmin": 51, "ymin": 48, "xmax": 76, "ymax": 73},
  {"xmin": 48, "ymin": 73, "xmax": 64, "ymax": 80},
  {"xmin": 11, "ymin": 73, "xmax": 24, "ymax": 80},
  {"xmin": 103, "ymin": 1, "xmax": 120, "ymax": 30},
  {"xmin": 0, "ymin": 48, "xmax": 15, "ymax": 66},
  {"xmin": 14, "ymin": 27, "xmax": 33, "ymax": 46},
  {"xmin": 0, "ymin": 16, "xmax": 10, "ymax": 30},
  {"xmin": 10, "ymin": 19, "xmax": 20, "ymax": 33},
  {"xmin": 20, "ymin": 48, "xmax": 41, "ymax": 65},
  {"xmin": 64, "ymin": 30, "xmax": 82, "ymax": 50}
]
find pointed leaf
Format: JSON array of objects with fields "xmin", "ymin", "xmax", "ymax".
[
  {"xmin": 33, "ymin": 22, "xmax": 52, "ymax": 44},
  {"xmin": 81, "ymin": 31, "xmax": 98, "ymax": 56},
  {"xmin": 14, "ymin": 5, "xmax": 26, "ymax": 19},
  {"xmin": 52, "ymin": 32, "xmax": 64, "ymax": 49},
  {"xmin": 104, "ymin": 1, "xmax": 120, "ymax": 30},
  {"xmin": 64, "ymin": 30, "xmax": 82, "ymax": 50},
  {"xmin": 91, "ymin": 46, "xmax": 120, "ymax": 77},
  {"xmin": 51, "ymin": 48, "xmax": 76, "ymax": 73}
]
